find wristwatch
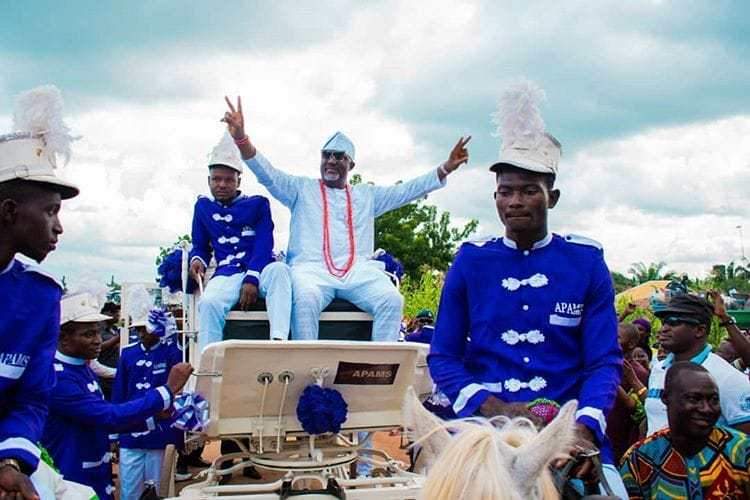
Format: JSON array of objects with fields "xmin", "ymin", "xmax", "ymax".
[
  {"xmin": 0, "ymin": 458, "xmax": 21, "ymax": 472},
  {"xmin": 720, "ymin": 316, "xmax": 737, "ymax": 327}
]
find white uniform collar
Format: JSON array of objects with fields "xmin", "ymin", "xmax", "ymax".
[
  {"xmin": 0, "ymin": 258, "xmax": 15, "ymax": 275},
  {"xmin": 140, "ymin": 342, "xmax": 160, "ymax": 352},
  {"xmin": 502, "ymin": 233, "xmax": 553, "ymax": 251},
  {"xmin": 55, "ymin": 350, "xmax": 87, "ymax": 365},
  {"xmin": 212, "ymin": 191, "xmax": 242, "ymax": 207}
]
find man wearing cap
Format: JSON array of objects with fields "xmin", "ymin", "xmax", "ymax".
[
  {"xmin": 222, "ymin": 96, "xmax": 470, "ymax": 341},
  {"xmin": 405, "ymin": 309, "xmax": 435, "ymax": 344},
  {"xmin": 645, "ymin": 293, "xmax": 750, "ymax": 436},
  {"xmin": 42, "ymin": 293, "xmax": 193, "ymax": 500},
  {"xmin": 113, "ymin": 308, "xmax": 184, "ymax": 499},
  {"xmin": 0, "ymin": 86, "xmax": 80, "ymax": 499},
  {"xmin": 189, "ymin": 132, "xmax": 292, "ymax": 349},
  {"xmin": 427, "ymin": 82, "xmax": 625, "ymax": 496}
]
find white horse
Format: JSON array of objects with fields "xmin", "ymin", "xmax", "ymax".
[{"xmin": 403, "ymin": 388, "xmax": 578, "ymax": 500}]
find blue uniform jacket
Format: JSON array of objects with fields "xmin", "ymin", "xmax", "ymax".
[
  {"xmin": 189, "ymin": 193, "xmax": 274, "ymax": 287},
  {"xmin": 405, "ymin": 325, "xmax": 434, "ymax": 344},
  {"xmin": 428, "ymin": 234, "xmax": 622, "ymax": 462},
  {"xmin": 42, "ymin": 352, "xmax": 172, "ymax": 500},
  {"xmin": 112, "ymin": 339, "xmax": 183, "ymax": 449},
  {"xmin": 0, "ymin": 259, "xmax": 61, "ymax": 472}
]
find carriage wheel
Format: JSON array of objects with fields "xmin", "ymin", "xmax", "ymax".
[{"xmin": 159, "ymin": 444, "xmax": 177, "ymax": 498}]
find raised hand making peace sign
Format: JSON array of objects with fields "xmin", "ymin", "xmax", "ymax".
[
  {"xmin": 222, "ymin": 96, "xmax": 256, "ymax": 159},
  {"xmin": 436, "ymin": 135, "xmax": 471, "ymax": 181}
]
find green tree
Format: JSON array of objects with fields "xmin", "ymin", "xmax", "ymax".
[
  {"xmin": 106, "ymin": 275, "xmax": 121, "ymax": 304},
  {"xmin": 610, "ymin": 271, "xmax": 633, "ymax": 294},
  {"xmin": 709, "ymin": 261, "xmax": 750, "ymax": 293},
  {"xmin": 627, "ymin": 261, "xmax": 677, "ymax": 284},
  {"xmin": 401, "ymin": 271, "xmax": 444, "ymax": 320},
  {"xmin": 350, "ymin": 174, "xmax": 479, "ymax": 278}
]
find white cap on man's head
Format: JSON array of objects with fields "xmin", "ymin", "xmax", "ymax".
[
  {"xmin": 61, "ymin": 292, "xmax": 111, "ymax": 325},
  {"xmin": 322, "ymin": 131, "xmax": 355, "ymax": 161},
  {"xmin": 490, "ymin": 133, "xmax": 561, "ymax": 176},
  {"xmin": 489, "ymin": 80, "xmax": 561, "ymax": 177},
  {"xmin": 0, "ymin": 85, "xmax": 79, "ymax": 199},
  {"xmin": 207, "ymin": 131, "xmax": 244, "ymax": 174}
]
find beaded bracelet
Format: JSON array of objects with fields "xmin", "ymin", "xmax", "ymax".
[
  {"xmin": 527, "ymin": 397, "xmax": 560, "ymax": 424},
  {"xmin": 234, "ymin": 135, "xmax": 250, "ymax": 146}
]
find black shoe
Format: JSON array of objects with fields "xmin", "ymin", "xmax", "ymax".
[
  {"xmin": 242, "ymin": 466, "xmax": 262, "ymax": 480},
  {"xmin": 185, "ymin": 456, "xmax": 211, "ymax": 468}
]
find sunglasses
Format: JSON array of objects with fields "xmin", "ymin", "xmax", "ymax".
[
  {"xmin": 662, "ymin": 316, "xmax": 702, "ymax": 327},
  {"xmin": 322, "ymin": 151, "xmax": 347, "ymax": 161}
]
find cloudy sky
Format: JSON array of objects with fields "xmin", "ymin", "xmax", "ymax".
[{"xmin": 2, "ymin": 0, "xmax": 748, "ymax": 289}]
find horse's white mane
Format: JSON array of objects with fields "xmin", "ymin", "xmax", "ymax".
[{"xmin": 403, "ymin": 387, "xmax": 578, "ymax": 500}]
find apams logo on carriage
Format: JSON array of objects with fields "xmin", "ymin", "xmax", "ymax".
[{"xmin": 334, "ymin": 361, "xmax": 400, "ymax": 385}]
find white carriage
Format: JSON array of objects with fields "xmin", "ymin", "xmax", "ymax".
[{"xmin": 164, "ymin": 340, "xmax": 431, "ymax": 499}]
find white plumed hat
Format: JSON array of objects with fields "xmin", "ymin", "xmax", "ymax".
[
  {"xmin": 489, "ymin": 80, "xmax": 561, "ymax": 176},
  {"xmin": 61, "ymin": 292, "xmax": 111, "ymax": 325},
  {"xmin": 0, "ymin": 85, "xmax": 80, "ymax": 199},
  {"xmin": 126, "ymin": 285, "xmax": 153, "ymax": 328},
  {"xmin": 207, "ymin": 131, "xmax": 244, "ymax": 173}
]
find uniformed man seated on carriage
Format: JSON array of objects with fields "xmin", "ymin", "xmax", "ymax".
[{"xmin": 189, "ymin": 133, "xmax": 292, "ymax": 350}]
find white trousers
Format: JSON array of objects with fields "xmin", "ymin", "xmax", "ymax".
[
  {"xmin": 119, "ymin": 448, "xmax": 165, "ymax": 500},
  {"xmin": 30, "ymin": 460, "xmax": 97, "ymax": 500},
  {"xmin": 198, "ymin": 262, "xmax": 293, "ymax": 352},
  {"xmin": 290, "ymin": 261, "xmax": 403, "ymax": 341}
]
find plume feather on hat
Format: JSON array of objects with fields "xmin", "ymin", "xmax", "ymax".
[
  {"xmin": 13, "ymin": 85, "xmax": 77, "ymax": 166},
  {"xmin": 491, "ymin": 80, "xmax": 546, "ymax": 151},
  {"xmin": 126, "ymin": 285, "xmax": 153, "ymax": 326}
]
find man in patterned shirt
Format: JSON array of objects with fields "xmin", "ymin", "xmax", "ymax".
[{"xmin": 621, "ymin": 362, "xmax": 750, "ymax": 499}]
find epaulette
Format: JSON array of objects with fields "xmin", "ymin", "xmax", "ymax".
[
  {"xmin": 20, "ymin": 261, "xmax": 63, "ymax": 290},
  {"xmin": 463, "ymin": 236, "xmax": 499, "ymax": 248},
  {"xmin": 562, "ymin": 234, "xmax": 603, "ymax": 250}
]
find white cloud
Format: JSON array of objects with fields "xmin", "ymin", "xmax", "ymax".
[
  {"xmin": 4, "ymin": 0, "xmax": 748, "ymax": 288},
  {"xmin": 432, "ymin": 115, "xmax": 750, "ymax": 277}
]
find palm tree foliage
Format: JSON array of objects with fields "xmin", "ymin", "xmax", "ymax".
[{"xmin": 627, "ymin": 261, "xmax": 677, "ymax": 284}]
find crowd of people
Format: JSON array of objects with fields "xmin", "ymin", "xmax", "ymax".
[{"xmin": 3, "ymin": 82, "xmax": 750, "ymax": 500}]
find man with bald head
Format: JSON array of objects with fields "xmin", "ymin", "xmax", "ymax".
[{"xmin": 621, "ymin": 362, "xmax": 750, "ymax": 499}]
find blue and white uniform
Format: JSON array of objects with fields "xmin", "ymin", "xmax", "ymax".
[
  {"xmin": 0, "ymin": 258, "xmax": 61, "ymax": 473},
  {"xmin": 244, "ymin": 152, "xmax": 446, "ymax": 341},
  {"xmin": 405, "ymin": 325, "xmax": 434, "ymax": 344},
  {"xmin": 113, "ymin": 338, "xmax": 183, "ymax": 500},
  {"xmin": 190, "ymin": 193, "xmax": 292, "ymax": 347},
  {"xmin": 428, "ymin": 234, "xmax": 622, "ymax": 464},
  {"xmin": 42, "ymin": 351, "xmax": 173, "ymax": 500}
]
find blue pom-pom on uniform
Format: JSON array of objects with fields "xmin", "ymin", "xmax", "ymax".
[
  {"xmin": 296, "ymin": 385, "xmax": 348, "ymax": 435},
  {"xmin": 157, "ymin": 248, "xmax": 197, "ymax": 294}
]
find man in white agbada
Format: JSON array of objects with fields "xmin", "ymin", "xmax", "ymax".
[{"xmin": 222, "ymin": 96, "xmax": 470, "ymax": 341}]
